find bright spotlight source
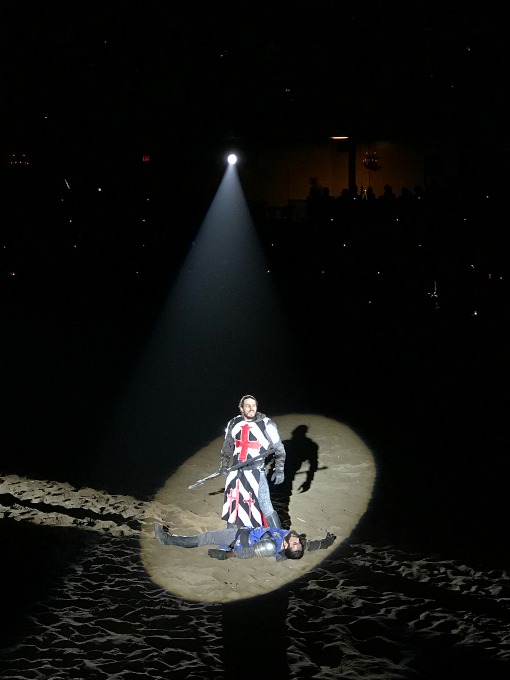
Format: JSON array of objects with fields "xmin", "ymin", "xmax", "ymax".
[{"xmin": 227, "ymin": 153, "xmax": 237, "ymax": 165}]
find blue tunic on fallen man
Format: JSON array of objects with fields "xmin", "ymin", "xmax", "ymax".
[{"xmin": 154, "ymin": 523, "xmax": 336, "ymax": 561}]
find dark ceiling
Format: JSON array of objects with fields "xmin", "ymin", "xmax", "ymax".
[{"xmin": 3, "ymin": 1, "xmax": 508, "ymax": 151}]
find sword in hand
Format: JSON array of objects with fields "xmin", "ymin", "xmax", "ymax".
[{"xmin": 188, "ymin": 449, "xmax": 276, "ymax": 489}]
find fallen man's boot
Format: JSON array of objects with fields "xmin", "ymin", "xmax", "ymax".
[
  {"xmin": 154, "ymin": 523, "xmax": 199, "ymax": 547},
  {"xmin": 208, "ymin": 548, "xmax": 233, "ymax": 560}
]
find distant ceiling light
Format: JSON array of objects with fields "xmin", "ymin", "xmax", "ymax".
[
  {"xmin": 330, "ymin": 136, "xmax": 348, "ymax": 140},
  {"xmin": 227, "ymin": 154, "xmax": 237, "ymax": 165}
]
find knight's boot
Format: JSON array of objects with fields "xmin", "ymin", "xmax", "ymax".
[
  {"xmin": 265, "ymin": 511, "xmax": 282, "ymax": 528},
  {"xmin": 154, "ymin": 523, "xmax": 199, "ymax": 547}
]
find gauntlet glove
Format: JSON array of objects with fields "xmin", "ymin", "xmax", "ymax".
[
  {"xmin": 271, "ymin": 469, "xmax": 285, "ymax": 485},
  {"xmin": 306, "ymin": 532, "xmax": 336, "ymax": 552}
]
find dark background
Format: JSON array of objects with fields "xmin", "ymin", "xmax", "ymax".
[
  {"xmin": 1, "ymin": 8, "xmax": 510, "ymax": 680},
  {"xmin": 3, "ymin": 1, "xmax": 508, "ymax": 148},
  {"xmin": 2, "ymin": 0, "xmax": 509, "ymax": 569}
]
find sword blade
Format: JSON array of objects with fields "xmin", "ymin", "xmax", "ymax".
[{"xmin": 188, "ymin": 448, "xmax": 276, "ymax": 489}]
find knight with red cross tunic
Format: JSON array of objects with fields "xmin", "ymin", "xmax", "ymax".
[{"xmin": 220, "ymin": 395, "xmax": 286, "ymax": 528}]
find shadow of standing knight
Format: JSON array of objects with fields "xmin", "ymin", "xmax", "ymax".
[{"xmin": 268, "ymin": 424, "xmax": 322, "ymax": 529}]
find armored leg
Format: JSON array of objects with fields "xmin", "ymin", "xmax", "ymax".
[
  {"xmin": 264, "ymin": 511, "xmax": 282, "ymax": 528},
  {"xmin": 258, "ymin": 473, "xmax": 281, "ymax": 528}
]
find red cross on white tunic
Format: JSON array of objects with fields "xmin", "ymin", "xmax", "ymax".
[
  {"xmin": 227, "ymin": 480, "xmax": 241, "ymax": 521},
  {"xmin": 235, "ymin": 423, "xmax": 262, "ymax": 462},
  {"xmin": 243, "ymin": 491, "xmax": 255, "ymax": 519}
]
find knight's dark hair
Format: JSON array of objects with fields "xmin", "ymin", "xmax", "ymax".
[{"xmin": 284, "ymin": 534, "xmax": 306, "ymax": 560}]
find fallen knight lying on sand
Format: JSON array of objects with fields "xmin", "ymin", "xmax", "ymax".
[
  {"xmin": 154, "ymin": 396, "xmax": 336, "ymax": 561},
  {"xmin": 154, "ymin": 523, "xmax": 336, "ymax": 561}
]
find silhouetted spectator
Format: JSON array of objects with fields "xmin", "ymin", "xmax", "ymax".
[{"xmin": 379, "ymin": 184, "xmax": 397, "ymax": 202}]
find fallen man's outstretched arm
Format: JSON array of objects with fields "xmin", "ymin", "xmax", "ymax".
[{"xmin": 304, "ymin": 532, "xmax": 336, "ymax": 551}]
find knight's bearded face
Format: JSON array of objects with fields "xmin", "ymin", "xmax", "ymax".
[{"xmin": 241, "ymin": 399, "xmax": 257, "ymax": 421}]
